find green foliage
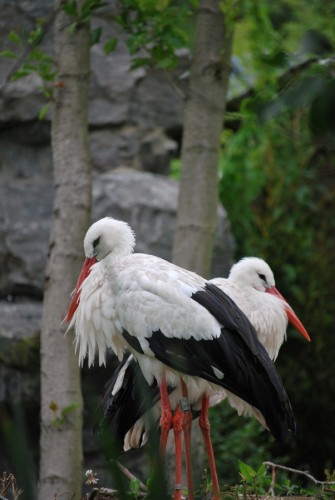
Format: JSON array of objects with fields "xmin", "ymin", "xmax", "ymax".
[
  {"xmin": 1, "ymin": 19, "xmax": 56, "ymax": 115},
  {"xmin": 217, "ymin": 0, "xmax": 335, "ymax": 484},
  {"xmin": 210, "ymin": 403, "xmax": 273, "ymax": 487},
  {"xmin": 1, "ymin": 1, "xmax": 107, "ymax": 118},
  {"xmin": 169, "ymin": 158, "xmax": 181, "ymax": 179},
  {"xmin": 63, "ymin": 0, "xmax": 106, "ymax": 31},
  {"xmin": 49, "ymin": 401, "xmax": 80, "ymax": 429},
  {"xmin": 237, "ymin": 461, "xmax": 271, "ymax": 496},
  {"xmin": 104, "ymin": 36, "xmax": 118, "ymax": 55},
  {"xmin": 128, "ymin": 477, "xmax": 142, "ymax": 498},
  {"xmin": 2, "ymin": 23, "xmax": 56, "ymax": 91},
  {"xmin": 115, "ymin": 0, "xmax": 196, "ymax": 69},
  {"xmin": 224, "ymin": 461, "xmax": 335, "ymax": 498}
]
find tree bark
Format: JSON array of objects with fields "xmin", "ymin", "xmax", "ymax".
[
  {"xmin": 172, "ymin": 0, "xmax": 233, "ymax": 278},
  {"xmin": 38, "ymin": 3, "xmax": 92, "ymax": 499}
]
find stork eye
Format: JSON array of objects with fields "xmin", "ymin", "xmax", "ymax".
[
  {"xmin": 258, "ymin": 273, "xmax": 267, "ymax": 282},
  {"xmin": 93, "ymin": 236, "xmax": 100, "ymax": 249}
]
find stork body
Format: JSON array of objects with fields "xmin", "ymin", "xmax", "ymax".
[
  {"xmin": 100, "ymin": 257, "xmax": 309, "ymax": 451},
  {"xmin": 67, "ymin": 218, "xmax": 310, "ymax": 500}
]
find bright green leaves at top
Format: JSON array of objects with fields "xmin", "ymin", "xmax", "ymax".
[
  {"xmin": 63, "ymin": 0, "xmax": 106, "ymax": 29},
  {"xmin": 115, "ymin": 0, "xmax": 197, "ymax": 69}
]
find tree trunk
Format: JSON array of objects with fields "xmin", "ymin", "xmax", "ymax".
[
  {"xmin": 38, "ymin": 3, "xmax": 92, "ymax": 499},
  {"xmin": 172, "ymin": 0, "xmax": 233, "ymax": 278},
  {"xmin": 169, "ymin": 1, "xmax": 234, "ymax": 489}
]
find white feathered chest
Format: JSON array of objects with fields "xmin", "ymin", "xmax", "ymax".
[{"xmin": 71, "ymin": 253, "xmax": 222, "ymax": 367}]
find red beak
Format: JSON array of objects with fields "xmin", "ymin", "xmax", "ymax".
[
  {"xmin": 66, "ymin": 256, "xmax": 97, "ymax": 322},
  {"xmin": 266, "ymin": 286, "xmax": 311, "ymax": 342}
]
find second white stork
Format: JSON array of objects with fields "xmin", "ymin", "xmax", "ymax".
[{"xmin": 66, "ymin": 218, "xmax": 310, "ymax": 500}]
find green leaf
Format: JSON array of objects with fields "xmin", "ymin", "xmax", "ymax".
[
  {"xmin": 239, "ymin": 460, "xmax": 256, "ymax": 481},
  {"xmin": 61, "ymin": 403, "xmax": 80, "ymax": 417},
  {"xmin": 103, "ymin": 37, "xmax": 118, "ymax": 55},
  {"xmin": 11, "ymin": 69, "xmax": 32, "ymax": 80},
  {"xmin": 22, "ymin": 63, "xmax": 37, "ymax": 72},
  {"xmin": 256, "ymin": 463, "xmax": 266, "ymax": 477},
  {"xmin": 129, "ymin": 478, "xmax": 141, "ymax": 495},
  {"xmin": 67, "ymin": 21, "xmax": 78, "ymax": 34},
  {"xmin": 156, "ymin": 55, "xmax": 178, "ymax": 69},
  {"xmin": 130, "ymin": 56, "xmax": 154, "ymax": 69},
  {"xmin": 38, "ymin": 103, "xmax": 49, "ymax": 120},
  {"xmin": 9, "ymin": 30, "xmax": 22, "ymax": 47},
  {"xmin": 90, "ymin": 26, "xmax": 103, "ymax": 46},
  {"xmin": 62, "ymin": 0, "xmax": 78, "ymax": 17},
  {"xmin": 0, "ymin": 49, "xmax": 18, "ymax": 59}
]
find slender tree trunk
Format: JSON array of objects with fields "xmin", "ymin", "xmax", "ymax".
[
  {"xmin": 169, "ymin": 1, "xmax": 234, "ymax": 489},
  {"xmin": 38, "ymin": 3, "xmax": 92, "ymax": 499},
  {"xmin": 172, "ymin": 0, "xmax": 233, "ymax": 278}
]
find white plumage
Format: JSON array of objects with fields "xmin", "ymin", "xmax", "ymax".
[
  {"xmin": 212, "ymin": 257, "xmax": 288, "ymax": 361},
  {"xmin": 68, "ymin": 218, "xmax": 223, "ymax": 403}
]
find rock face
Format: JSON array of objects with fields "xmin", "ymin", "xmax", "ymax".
[
  {"xmin": 0, "ymin": 171, "xmax": 233, "ymax": 301},
  {"xmin": 0, "ymin": 0, "xmax": 235, "ymax": 492}
]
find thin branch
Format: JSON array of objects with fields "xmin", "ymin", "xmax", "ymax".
[
  {"xmin": 87, "ymin": 487, "xmax": 120, "ymax": 499},
  {"xmin": 161, "ymin": 68, "xmax": 186, "ymax": 101},
  {"xmin": 263, "ymin": 461, "xmax": 335, "ymax": 487}
]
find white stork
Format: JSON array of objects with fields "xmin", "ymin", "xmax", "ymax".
[
  {"xmin": 98, "ymin": 257, "xmax": 310, "ymax": 495},
  {"xmin": 66, "ymin": 218, "xmax": 310, "ymax": 500}
]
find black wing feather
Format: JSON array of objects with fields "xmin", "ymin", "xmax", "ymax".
[
  {"xmin": 144, "ymin": 283, "xmax": 296, "ymax": 442},
  {"xmin": 97, "ymin": 354, "xmax": 173, "ymax": 450}
]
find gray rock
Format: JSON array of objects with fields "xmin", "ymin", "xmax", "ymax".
[
  {"xmin": 93, "ymin": 169, "xmax": 234, "ymax": 278},
  {"xmin": 0, "ymin": 74, "xmax": 46, "ymax": 122},
  {"xmin": 89, "ymin": 45, "xmax": 146, "ymax": 127},
  {"xmin": 0, "ymin": 124, "xmax": 52, "ymax": 178},
  {"xmin": 136, "ymin": 128, "xmax": 178, "ymax": 174},
  {"xmin": 0, "ymin": 301, "xmax": 41, "ymax": 404},
  {"xmin": 0, "ymin": 178, "xmax": 53, "ymax": 296},
  {"xmin": 0, "ymin": 170, "xmax": 233, "ymax": 298},
  {"xmin": 89, "ymin": 126, "xmax": 140, "ymax": 172}
]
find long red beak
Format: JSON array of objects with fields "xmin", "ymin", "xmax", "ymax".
[
  {"xmin": 66, "ymin": 256, "xmax": 97, "ymax": 322},
  {"xmin": 266, "ymin": 286, "xmax": 311, "ymax": 342}
]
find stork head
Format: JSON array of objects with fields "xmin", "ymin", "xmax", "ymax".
[
  {"xmin": 229, "ymin": 257, "xmax": 275, "ymax": 292},
  {"xmin": 84, "ymin": 217, "xmax": 136, "ymax": 261},
  {"xmin": 66, "ymin": 217, "xmax": 136, "ymax": 322},
  {"xmin": 229, "ymin": 257, "xmax": 311, "ymax": 342}
]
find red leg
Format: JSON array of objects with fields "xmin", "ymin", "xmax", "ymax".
[
  {"xmin": 199, "ymin": 394, "xmax": 221, "ymax": 500},
  {"xmin": 159, "ymin": 375, "xmax": 172, "ymax": 456},
  {"xmin": 180, "ymin": 379, "xmax": 194, "ymax": 500},
  {"xmin": 172, "ymin": 405, "xmax": 183, "ymax": 500}
]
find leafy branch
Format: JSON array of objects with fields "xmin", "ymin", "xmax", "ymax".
[
  {"xmin": 0, "ymin": 0, "xmax": 106, "ymax": 118},
  {"xmin": 0, "ymin": 4, "xmax": 60, "ymax": 95}
]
